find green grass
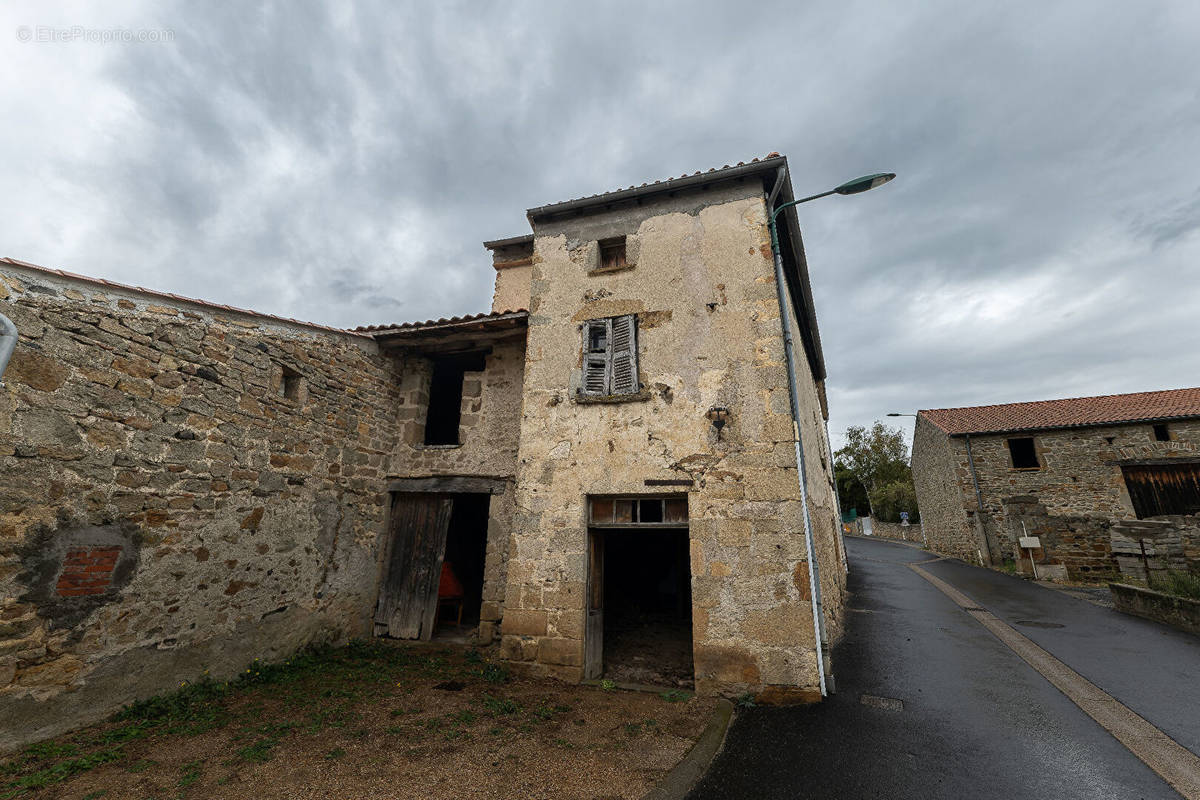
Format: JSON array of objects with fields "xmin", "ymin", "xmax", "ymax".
[{"xmin": 1150, "ymin": 570, "xmax": 1200, "ymax": 600}]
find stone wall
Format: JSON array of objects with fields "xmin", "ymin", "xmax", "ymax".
[
  {"xmin": 1110, "ymin": 515, "xmax": 1200, "ymax": 580},
  {"xmin": 499, "ymin": 183, "xmax": 845, "ymax": 702},
  {"xmin": 998, "ymin": 496, "xmax": 1115, "ymax": 580},
  {"xmin": 911, "ymin": 416, "xmax": 981, "ymax": 562},
  {"xmin": 0, "ymin": 265, "xmax": 402, "ymax": 750},
  {"xmin": 868, "ymin": 519, "xmax": 924, "ymax": 544}
]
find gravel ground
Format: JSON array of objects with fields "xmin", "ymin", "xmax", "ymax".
[{"xmin": 3, "ymin": 641, "xmax": 715, "ymax": 800}]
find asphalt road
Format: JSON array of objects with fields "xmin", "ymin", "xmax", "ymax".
[{"xmin": 688, "ymin": 536, "xmax": 1200, "ymax": 800}]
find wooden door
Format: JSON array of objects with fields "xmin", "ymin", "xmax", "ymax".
[
  {"xmin": 584, "ymin": 531, "xmax": 604, "ymax": 679},
  {"xmin": 1122, "ymin": 462, "xmax": 1200, "ymax": 518},
  {"xmin": 375, "ymin": 493, "xmax": 454, "ymax": 640}
]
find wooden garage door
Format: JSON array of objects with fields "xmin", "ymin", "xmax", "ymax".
[
  {"xmin": 1122, "ymin": 462, "xmax": 1200, "ymax": 519},
  {"xmin": 374, "ymin": 494, "xmax": 453, "ymax": 640}
]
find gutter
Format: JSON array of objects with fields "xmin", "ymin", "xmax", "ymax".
[
  {"xmin": 767, "ymin": 166, "xmax": 830, "ymax": 696},
  {"xmin": 0, "ymin": 312, "xmax": 16, "ymax": 384}
]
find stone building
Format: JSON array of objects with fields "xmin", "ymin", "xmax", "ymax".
[
  {"xmin": 0, "ymin": 154, "xmax": 847, "ymax": 749},
  {"xmin": 912, "ymin": 388, "xmax": 1200, "ymax": 577}
]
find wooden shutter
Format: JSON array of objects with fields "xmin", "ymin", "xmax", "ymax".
[
  {"xmin": 582, "ymin": 319, "xmax": 610, "ymax": 395},
  {"xmin": 610, "ymin": 314, "xmax": 638, "ymax": 395}
]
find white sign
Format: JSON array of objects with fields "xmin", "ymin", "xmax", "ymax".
[{"xmin": 1019, "ymin": 536, "xmax": 1041, "ymax": 549}]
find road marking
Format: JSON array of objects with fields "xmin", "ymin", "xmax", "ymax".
[{"xmin": 909, "ymin": 561, "xmax": 1200, "ymax": 800}]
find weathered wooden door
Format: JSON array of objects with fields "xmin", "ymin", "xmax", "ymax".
[
  {"xmin": 584, "ymin": 531, "xmax": 604, "ymax": 679},
  {"xmin": 375, "ymin": 493, "xmax": 453, "ymax": 640},
  {"xmin": 1122, "ymin": 462, "xmax": 1200, "ymax": 518}
]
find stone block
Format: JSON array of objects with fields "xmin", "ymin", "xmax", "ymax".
[
  {"xmin": 500, "ymin": 609, "xmax": 548, "ymax": 637},
  {"xmin": 537, "ymin": 637, "xmax": 582, "ymax": 667}
]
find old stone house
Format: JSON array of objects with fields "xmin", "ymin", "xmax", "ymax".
[
  {"xmin": 0, "ymin": 154, "xmax": 847, "ymax": 750},
  {"xmin": 912, "ymin": 388, "xmax": 1200, "ymax": 577}
]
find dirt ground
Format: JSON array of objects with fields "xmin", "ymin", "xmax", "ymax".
[
  {"xmin": 603, "ymin": 615, "xmax": 694, "ymax": 689},
  {"xmin": 1, "ymin": 641, "xmax": 715, "ymax": 800}
]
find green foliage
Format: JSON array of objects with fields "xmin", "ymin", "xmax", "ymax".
[
  {"xmin": 599, "ymin": 679, "xmax": 616, "ymax": 692},
  {"xmin": 480, "ymin": 662, "xmax": 510, "ymax": 684},
  {"xmin": 1150, "ymin": 570, "xmax": 1200, "ymax": 600},
  {"xmin": 868, "ymin": 479, "xmax": 920, "ymax": 524},
  {"xmin": 837, "ymin": 422, "xmax": 918, "ymax": 523},
  {"xmin": 658, "ymin": 690, "xmax": 691, "ymax": 703},
  {"xmin": 481, "ymin": 695, "xmax": 520, "ymax": 716},
  {"xmin": 735, "ymin": 692, "xmax": 757, "ymax": 709}
]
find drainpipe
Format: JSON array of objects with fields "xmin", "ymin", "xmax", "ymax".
[
  {"xmin": 0, "ymin": 312, "xmax": 16, "ymax": 384},
  {"xmin": 767, "ymin": 167, "xmax": 829, "ymax": 697}
]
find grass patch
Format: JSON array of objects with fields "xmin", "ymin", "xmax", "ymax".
[
  {"xmin": 659, "ymin": 690, "xmax": 691, "ymax": 703},
  {"xmin": 1150, "ymin": 570, "xmax": 1200, "ymax": 600}
]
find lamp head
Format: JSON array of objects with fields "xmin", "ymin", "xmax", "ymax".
[{"xmin": 834, "ymin": 173, "xmax": 895, "ymax": 195}]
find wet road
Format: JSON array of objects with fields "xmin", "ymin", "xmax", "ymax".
[{"xmin": 688, "ymin": 536, "xmax": 1200, "ymax": 800}]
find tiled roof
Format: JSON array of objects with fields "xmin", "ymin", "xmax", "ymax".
[
  {"xmin": 0, "ymin": 256, "xmax": 370, "ymax": 337},
  {"xmin": 355, "ymin": 308, "xmax": 528, "ymax": 334},
  {"xmin": 920, "ymin": 387, "xmax": 1200, "ymax": 436},
  {"xmin": 526, "ymin": 153, "xmax": 784, "ymax": 220}
]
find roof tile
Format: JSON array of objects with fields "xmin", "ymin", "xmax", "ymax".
[{"xmin": 921, "ymin": 387, "xmax": 1200, "ymax": 436}]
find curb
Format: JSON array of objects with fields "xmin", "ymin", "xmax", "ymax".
[{"xmin": 641, "ymin": 698, "xmax": 735, "ymax": 800}]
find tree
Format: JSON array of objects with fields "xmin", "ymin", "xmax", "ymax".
[
  {"xmin": 835, "ymin": 421, "xmax": 919, "ymax": 523},
  {"xmin": 835, "ymin": 422, "xmax": 909, "ymax": 492},
  {"xmin": 835, "ymin": 463, "xmax": 870, "ymax": 517}
]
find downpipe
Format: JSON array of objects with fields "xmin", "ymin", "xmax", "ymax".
[
  {"xmin": 0, "ymin": 312, "xmax": 16, "ymax": 385},
  {"xmin": 767, "ymin": 167, "xmax": 830, "ymax": 697}
]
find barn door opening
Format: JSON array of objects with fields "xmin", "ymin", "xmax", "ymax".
[
  {"xmin": 374, "ymin": 493, "xmax": 453, "ymax": 640},
  {"xmin": 434, "ymin": 493, "xmax": 491, "ymax": 641},
  {"xmin": 586, "ymin": 496, "xmax": 692, "ymax": 688},
  {"xmin": 1122, "ymin": 462, "xmax": 1200, "ymax": 518}
]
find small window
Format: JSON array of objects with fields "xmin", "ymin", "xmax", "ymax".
[
  {"xmin": 579, "ymin": 315, "xmax": 639, "ymax": 397},
  {"xmin": 598, "ymin": 237, "xmax": 627, "ymax": 271},
  {"xmin": 589, "ymin": 496, "xmax": 687, "ymax": 526},
  {"xmin": 280, "ymin": 367, "xmax": 303, "ymax": 401},
  {"xmin": 1007, "ymin": 437, "xmax": 1040, "ymax": 469},
  {"xmin": 1153, "ymin": 424, "xmax": 1171, "ymax": 442}
]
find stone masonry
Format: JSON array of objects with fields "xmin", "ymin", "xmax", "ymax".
[{"xmin": 0, "ymin": 264, "xmax": 404, "ymax": 749}]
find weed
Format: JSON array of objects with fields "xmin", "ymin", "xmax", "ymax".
[
  {"xmin": 126, "ymin": 759, "xmax": 158, "ymax": 773},
  {"xmin": 659, "ymin": 690, "xmax": 691, "ymax": 703},
  {"xmin": 464, "ymin": 649, "xmax": 483, "ymax": 664},
  {"xmin": 599, "ymin": 679, "xmax": 616, "ymax": 692},
  {"xmin": 735, "ymin": 692, "xmax": 757, "ymax": 709},
  {"xmin": 481, "ymin": 695, "xmax": 520, "ymax": 716},
  {"xmin": 1150, "ymin": 570, "xmax": 1200, "ymax": 600},
  {"xmin": 1, "ymin": 747, "xmax": 123, "ymax": 795},
  {"xmin": 82, "ymin": 791, "xmax": 107, "ymax": 800},
  {"xmin": 325, "ymin": 747, "xmax": 347, "ymax": 760},
  {"xmin": 480, "ymin": 663, "xmax": 510, "ymax": 684},
  {"xmin": 237, "ymin": 738, "xmax": 279, "ymax": 763},
  {"xmin": 178, "ymin": 759, "xmax": 203, "ymax": 789}
]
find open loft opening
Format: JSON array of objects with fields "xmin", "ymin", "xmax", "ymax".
[{"xmin": 424, "ymin": 351, "xmax": 487, "ymax": 446}]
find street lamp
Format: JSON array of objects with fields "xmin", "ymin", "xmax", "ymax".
[
  {"xmin": 765, "ymin": 168, "xmax": 895, "ymax": 699},
  {"xmin": 886, "ymin": 413, "xmax": 915, "ymax": 417}
]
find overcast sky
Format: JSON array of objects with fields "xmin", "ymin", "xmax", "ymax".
[{"xmin": 3, "ymin": 1, "xmax": 1198, "ymax": 448}]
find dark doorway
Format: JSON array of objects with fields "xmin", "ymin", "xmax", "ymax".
[
  {"xmin": 424, "ymin": 352, "xmax": 487, "ymax": 446},
  {"xmin": 437, "ymin": 493, "xmax": 491, "ymax": 636},
  {"xmin": 374, "ymin": 492, "xmax": 491, "ymax": 641},
  {"xmin": 1123, "ymin": 462, "xmax": 1200, "ymax": 518},
  {"xmin": 592, "ymin": 528, "xmax": 693, "ymax": 688}
]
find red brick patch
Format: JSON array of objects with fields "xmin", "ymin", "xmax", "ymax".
[{"xmin": 55, "ymin": 546, "xmax": 122, "ymax": 597}]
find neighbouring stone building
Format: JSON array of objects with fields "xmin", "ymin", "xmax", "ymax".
[
  {"xmin": 912, "ymin": 388, "xmax": 1200, "ymax": 579},
  {"xmin": 0, "ymin": 154, "xmax": 848, "ymax": 749}
]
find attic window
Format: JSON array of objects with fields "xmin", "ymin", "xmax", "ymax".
[
  {"xmin": 280, "ymin": 367, "xmax": 303, "ymax": 401},
  {"xmin": 1007, "ymin": 437, "xmax": 1040, "ymax": 469},
  {"xmin": 1153, "ymin": 423, "xmax": 1171, "ymax": 442},
  {"xmin": 598, "ymin": 238, "xmax": 628, "ymax": 271}
]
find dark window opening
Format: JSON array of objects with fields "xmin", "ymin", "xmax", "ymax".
[
  {"xmin": 424, "ymin": 352, "xmax": 486, "ymax": 446},
  {"xmin": 599, "ymin": 529, "xmax": 692, "ymax": 688},
  {"xmin": 598, "ymin": 237, "xmax": 628, "ymax": 271},
  {"xmin": 436, "ymin": 493, "xmax": 491, "ymax": 636},
  {"xmin": 1153, "ymin": 424, "xmax": 1171, "ymax": 442},
  {"xmin": 1008, "ymin": 437, "xmax": 1040, "ymax": 469},
  {"xmin": 281, "ymin": 367, "xmax": 302, "ymax": 400}
]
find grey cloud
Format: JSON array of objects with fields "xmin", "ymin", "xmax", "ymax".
[{"xmin": 3, "ymin": 0, "xmax": 1198, "ymax": 445}]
